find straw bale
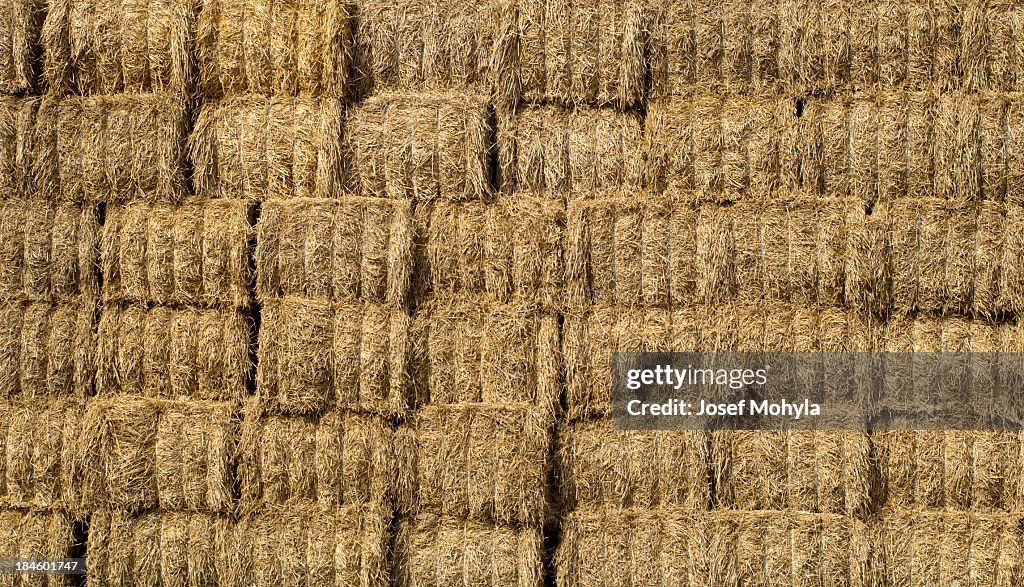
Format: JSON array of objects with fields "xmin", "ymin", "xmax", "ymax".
[
  {"xmin": 0, "ymin": 0, "xmax": 43, "ymax": 94},
  {"xmin": 0, "ymin": 300, "xmax": 96, "ymax": 398},
  {"xmin": 1001, "ymin": 206, "xmax": 1024, "ymax": 314},
  {"xmin": 875, "ymin": 431, "xmax": 1022, "ymax": 511},
  {"xmin": 937, "ymin": 0, "xmax": 989, "ymax": 91},
  {"xmin": 1, "ymin": 397, "xmax": 82, "ymax": 512},
  {"xmin": 877, "ymin": 93, "xmax": 909, "ymax": 202},
  {"xmin": 645, "ymin": 96, "xmax": 790, "ymax": 200},
  {"xmin": 803, "ymin": 96, "xmax": 851, "ymax": 198},
  {"xmin": 34, "ymin": 94, "xmax": 188, "ymax": 204},
  {"xmin": 96, "ymin": 304, "xmax": 251, "ymax": 400},
  {"xmin": 189, "ymin": 96, "xmax": 344, "ymax": 201},
  {"xmin": 416, "ymin": 196, "xmax": 562, "ymax": 308},
  {"xmin": 558, "ymin": 418, "xmax": 710, "ymax": 511},
  {"xmin": 353, "ymin": 0, "xmax": 501, "ymax": 98},
  {"xmin": 238, "ymin": 410, "xmax": 394, "ymax": 513},
  {"xmin": 794, "ymin": 0, "xmax": 851, "ymax": 93},
  {"xmin": 499, "ymin": 104, "xmax": 642, "ymax": 197},
  {"xmin": 712, "ymin": 430, "xmax": 871, "ymax": 515},
  {"xmin": 88, "ymin": 506, "xmax": 389, "ymax": 587},
  {"xmin": 848, "ymin": 97, "xmax": 880, "ymax": 206},
  {"xmin": 876, "ymin": 0, "xmax": 907, "ymax": 88},
  {"xmin": 80, "ymin": 397, "xmax": 237, "ymax": 513},
  {"xmin": 511, "ymin": 0, "xmax": 645, "ymax": 108},
  {"xmin": 875, "ymin": 511, "xmax": 1023, "ymax": 585},
  {"xmin": 935, "ymin": 92, "xmax": 982, "ymax": 205},
  {"xmin": 257, "ymin": 298, "xmax": 409, "ymax": 415},
  {"xmin": 409, "ymin": 300, "xmax": 558, "ymax": 413},
  {"xmin": 197, "ymin": 0, "xmax": 352, "ymax": 99},
  {"xmin": 847, "ymin": 2, "xmax": 878, "ymax": 91},
  {"xmin": 394, "ymin": 514, "xmax": 542, "ymax": 587},
  {"xmin": 256, "ymin": 197, "xmax": 413, "ymax": 306},
  {"xmin": 41, "ymin": 0, "xmax": 196, "ymax": 96},
  {"xmin": 102, "ymin": 200, "xmax": 252, "ymax": 308},
  {"xmin": 557, "ymin": 509, "xmax": 871, "ymax": 587},
  {"xmin": 0, "ymin": 510, "xmax": 75, "ymax": 584},
  {"xmin": 0, "ymin": 201, "xmax": 99, "ymax": 303},
  {"xmin": 396, "ymin": 404, "xmax": 549, "ymax": 526},
  {"xmin": 844, "ymin": 203, "xmax": 892, "ymax": 317},
  {"xmin": 906, "ymin": 91, "xmax": 935, "ymax": 199},
  {"xmin": 565, "ymin": 196, "xmax": 698, "ymax": 308},
  {"xmin": 344, "ymin": 92, "xmax": 492, "ymax": 201},
  {"xmin": 0, "ymin": 97, "xmax": 39, "ymax": 200}
]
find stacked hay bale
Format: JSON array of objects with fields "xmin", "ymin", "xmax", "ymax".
[
  {"xmin": 0, "ymin": 1, "xmax": 88, "ymax": 573},
  {"xmin": 352, "ymin": 3, "xmax": 560, "ymax": 583}
]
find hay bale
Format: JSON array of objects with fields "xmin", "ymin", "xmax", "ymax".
[
  {"xmin": 981, "ymin": 93, "xmax": 1009, "ymax": 201},
  {"xmin": 102, "ymin": 200, "xmax": 252, "ymax": 309},
  {"xmin": 986, "ymin": 1, "xmax": 1021, "ymax": 92},
  {"xmin": 565, "ymin": 195, "xmax": 696, "ymax": 308},
  {"xmin": 237, "ymin": 408, "xmax": 394, "ymax": 513},
  {"xmin": 975, "ymin": 201, "xmax": 1005, "ymax": 317},
  {"xmin": 189, "ymin": 95, "xmax": 344, "ymax": 201},
  {"xmin": 344, "ymin": 92, "xmax": 492, "ymax": 201},
  {"xmin": 644, "ymin": 96, "xmax": 791, "ymax": 200},
  {"xmin": 80, "ymin": 397, "xmax": 237, "ymax": 513},
  {"xmin": 874, "ymin": 431, "xmax": 1022, "ymax": 511},
  {"xmin": 558, "ymin": 418, "xmax": 710, "ymax": 511},
  {"xmin": 352, "ymin": 0, "xmax": 501, "ymax": 98},
  {"xmin": 88, "ymin": 506, "xmax": 390, "ymax": 587},
  {"xmin": 394, "ymin": 514, "xmax": 542, "ymax": 587},
  {"xmin": 96, "ymin": 304, "xmax": 252, "ymax": 400},
  {"xmin": 256, "ymin": 197, "xmax": 413, "ymax": 307},
  {"xmin": 0, "ymin": 0, "xmax": 43, "ymax": 94},
  {"xmin": 257, "ymin": 298, "xmax": 409, "ymax": 416},
  {"xmin": 0, "ymin": 300, "xmax": 96, "ymax": 398},
  {"xmin": 1001, "ymin": 206, "xmax": 1024, "ymax": 314},
  {"xmin": 0, "ymin": 510, "xmax": 75, "ymax": 584},
  {"xmin": 875, "ymin": 511, "xmax": 1023, "ymax": 585},
  {"xmin": 0, "ymin": 200, "xmax": 99, "ymax": 303},
  {"xmin": 906, "ymin": 91, "xmax": 935, "ymax": 199},
  {"xmin": 511, "ymin": 0, "xmax": 645, "ymax": 107},
  {"xmin": 1, "ymin": 397, "xmax": 83, "ymax": 512},
  {"xmin": 500, "ymin": 104, "xmax": 642, "ymax": 197},
  {"xmin": 793, "ymin": 0, "xmax": 851, "ymax": 93},
  {"xmin": 934, "ymin": 0, "xmax": 989, "ymax": 91},
  {"xmin": 409, "ymin": 300, "xmax": 559, "ymax": 414},
  {"xmin": 41, "ymin": 0, "xmax": 197, "ymax": 95},
  {"xmin": 197, "ymin": 0, "xmax": 352, "ymax": 98},
  {"xmin": 557, "ymin": 509, "xmax": 871, "ymax": 587},
  {"xmin": 416, "ymin": 196, "xmax": 562, "ymax": 308},
  {"xmin": 844, "ymin": 203, "xmax": 892, "ymax": 317},
  {"xmin": 396, "ymin": 404, "xmax": 550, "ymax": 527},
  {"xmin": 1012, "ymin": 99, "xmax": 1024, "ymax": 205},
  {"xmin": 935, "ymin": 92, "xmax": 982, "ymax": 205},
  {"xmin": 712, "ymin": 430, "xmax": 871, "ymax": 516},
  {"xmin": 0, "ymin": 97, "xmax": 39, "ymax": 200},
  {"xmin": 34, "ymin": 94, "xmax": 188, "ymax": 204}
]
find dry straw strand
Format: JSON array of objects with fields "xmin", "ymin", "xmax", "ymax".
[
  {"xmin": 257, "ymin": 298, "xmax": 410, "ymax": 416},
  {"xmin": 237, "ymin": 408, "xmax": 394, "ymax": 513},
  {"xmin": 34, "ymin": 95, "xmax": 188, "ymax": 204},
  {"xmin": 394, "ymin": 514, "xmax": 542, "ymax": 587},
  {"xmin": 344, "ymin": 92, "xmax": 492, "ymax": 201},
  {"xmin": 41, "ymin": 0, "xmax": 198, "ymax": 96},
  {"xmin": 102, "ymin": 200, "xmax": 253, "ymax": 308},
  {"xmin": 96, "ymin": 304, "xmax": 252, "ymax": 400},
  {"xmin": 395, "ymin": 403, "xmax": 551, "ymax": 527},
  {"xmin": 255, "ymin": 196, "xmax": 413, "ymax": 307},
  {"xmin": 189, "ymin": 95, "xmax": 345, "ymax": 200},
  {"xmin": 409, "ymin": 300, "xmax": 559, "ymax": 414},
  {"xmin": 197, "ymin": 0, "xmax": 353, "ymax": 98}
]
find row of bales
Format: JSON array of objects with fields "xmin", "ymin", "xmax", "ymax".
[{"xmin": 2, "ymin": 1, "xmax": 1024, "ymax": 587}]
